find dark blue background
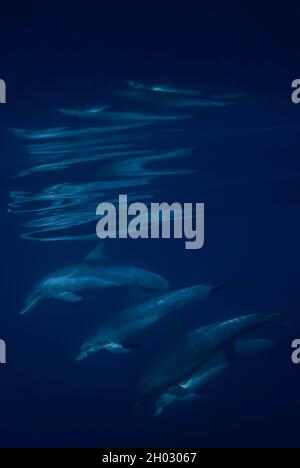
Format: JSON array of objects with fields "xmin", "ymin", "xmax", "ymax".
[{"xmin": 0, "ymin": 3, "xmax": 300, "ymax": 448}]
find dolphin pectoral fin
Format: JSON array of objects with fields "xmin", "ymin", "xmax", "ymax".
[
  {"xmin": 84, "ymin": 242, "xmax": 111, "ymax": 264},
  {"xmin": 167, "ymin": 385, "xmax": 190, "ymax": 397},
  {"xmin": 222, "ymin": 342, "xmax": 237, "ymax": 362},
  {"xmin": 55, "ymin": 291, "xmax": 83, "ymax": 304}
]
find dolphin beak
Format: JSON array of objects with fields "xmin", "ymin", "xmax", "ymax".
[
  {"xmin": 20, "ymin": 296, "xmax": 41, "ymax": 315},
  {"xmin": 20, "ymin": 304, "xmax": 32, "ymax": 315}
]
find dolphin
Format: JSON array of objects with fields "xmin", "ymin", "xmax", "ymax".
[
  {"xmin": 137, "ymin": 309, "xmax": 284, "ymax": 401},
  {"xmin": 76, "ymin": 283, "xmax": 226, "ymax": 360},
  {"xmin": 20, "ymin": 243, "xmax": 170, "ymax": 315},
  {"xmin": 154, "ymin": 338, "xmax": 281, "ymax": 416}
]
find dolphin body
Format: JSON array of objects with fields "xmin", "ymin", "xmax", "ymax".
[
  {"xmin": 154, "ymin": 338, "xmax": 280, "ymax": 416},
  {"xmin": 137, "ymin": 311, "xmax": 283, "ymax": 401},
  {"xmin": 21, "ymin": 244, "xmax": 170, "ymax": 315},
  {"xmin": 76, "ymin": 283, "xmax": 226, "ymax": 360}
]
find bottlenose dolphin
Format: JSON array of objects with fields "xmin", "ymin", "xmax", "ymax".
[
  {"xmin": 76, "ymin": 283, "xmax": 226, "ymax": 360},
  {"xmin": 21, "ymin": 244, "xmax": 170, "ymax": 315},
  {"xmin": 154, "ymin": 338, "xmax": 280, "ymax": 416},
  {"xmin": 137, "ymin": 310, "xmax": 284, "ymax": 401}
]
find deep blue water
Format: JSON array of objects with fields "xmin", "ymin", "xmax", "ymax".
[{"xmin": 1, "ymin": 4, "xmax": 300, "ymax": 448}]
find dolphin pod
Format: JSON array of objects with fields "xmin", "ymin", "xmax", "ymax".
[
  {"xmin": 11, "ymin": 80, "xmax": 285, "ymax": 418},
  {"xmin": 76, "ymin": 283, "xmax": 227, "ymax": 360},
  {"xmin": 154, "ymin": 338, "xmax": 281, "ymax": 416},
  {"xmin": 20, "ymin": 243, "xmax": 170, "ymax": 315}
]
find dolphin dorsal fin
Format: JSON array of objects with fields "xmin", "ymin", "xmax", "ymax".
[{"xmin": 84, "ymin": 242, "xmax": 111, "ymax": 264}]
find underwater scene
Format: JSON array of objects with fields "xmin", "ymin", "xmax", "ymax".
[{"xmin": 1, "ymin": 4, "xmax": 300, "ymax": 448}]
